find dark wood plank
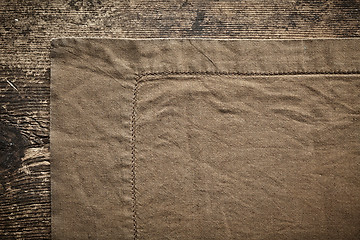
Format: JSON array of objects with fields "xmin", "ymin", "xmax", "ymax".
[{"xmin": 0, "ymin": 0, "xmax": 359, "ymax": 238}]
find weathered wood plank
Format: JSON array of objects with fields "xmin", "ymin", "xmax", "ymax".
[{"xmin": 1, "ymin": 0, "xmax": 359, "ymax": 238}]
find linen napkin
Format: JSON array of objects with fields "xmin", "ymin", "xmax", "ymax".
[{"xmin": 51, "ymin": 39, "xmax": 360, "ymax": 240}]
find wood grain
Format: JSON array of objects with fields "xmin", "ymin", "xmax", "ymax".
[{"xmin": 0, "ymin": 0, "xmax": 359, "ymax": 239}]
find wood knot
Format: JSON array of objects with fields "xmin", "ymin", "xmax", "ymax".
[{"xmin": 0, "ymin": 121, "xmax": 27, "ymax": 173}]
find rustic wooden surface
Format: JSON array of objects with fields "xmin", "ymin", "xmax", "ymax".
[{"xmin": 0, "ymin": 0, "xmax": 359, "ymax": 239}]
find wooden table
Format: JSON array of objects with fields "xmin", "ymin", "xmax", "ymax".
[{"xmin": 1, "ymin": 0, "xmax": 359, "ymax": 239}]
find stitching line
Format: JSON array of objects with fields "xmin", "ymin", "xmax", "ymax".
[
  {"xmin": 130, "ymin": 69, "xmax": 360, "ymax": 240},
  {"xmin": 137, "ymin": 70, "xmax": 360, "ymax": 78},
  {"xmin": 131, "ymin": 76, "xmax": 140, "ymax": 240}
]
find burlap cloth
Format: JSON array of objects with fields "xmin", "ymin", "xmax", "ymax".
[{"xmin": 51, "ymin": 39, "xmax": 360, "ymax": 239}]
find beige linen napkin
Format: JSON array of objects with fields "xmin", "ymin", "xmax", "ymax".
[{"xmin": 51, "ymin": 39, "xmax": 360, "ymax": 240}]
